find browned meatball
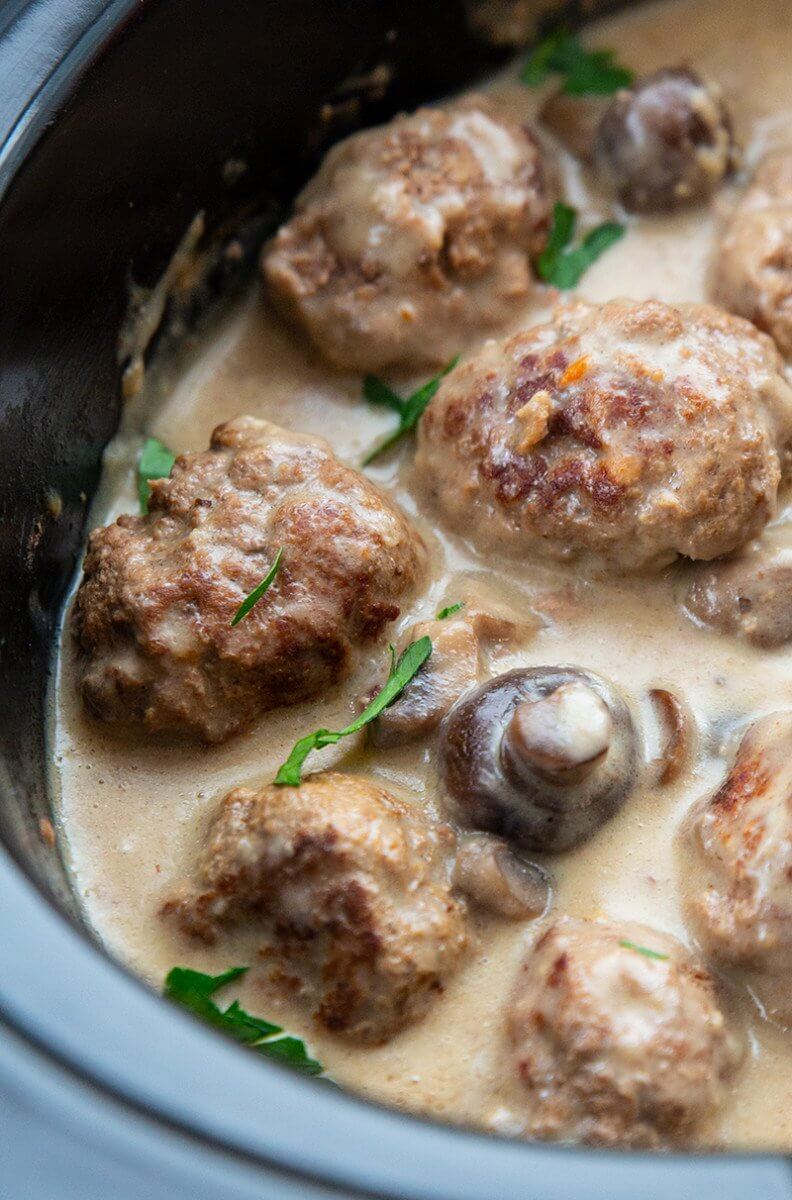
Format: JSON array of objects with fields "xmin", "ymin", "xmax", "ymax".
[
  {"xmin": 712, "ymin": 150, "xmax": 792, "ymax": 357},
  {"xmin": 162, "ymin": 774, "xmax": 468, "ymax": 1044},
  {"xmin": 507, "ymin": 917, "xmax": 741, "ymax": 1147},
  {"xmin": 73, "ymin": 417, "xmax": 425, "ymax": 743},
  {"xmin": 262, "ymin": 97, "xmax": 554, "ymax": 372},
  {"xmin": 685, "ymin": 713, "xmax": 792, "ymax": 1026},
  {"xmin": 684, "ymin": 541, "xmax": 792, "ymax": 648},
  {"xmin": 594, "ymin": 68, "xmax": 738, "ymax": 212},
  {"xmin": 416, "ymin": 298, "xmax": 792, "ymax": 572}
]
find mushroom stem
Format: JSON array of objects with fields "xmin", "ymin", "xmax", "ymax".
[{"xmin": 501, "ymin": 682, "xmax": 612, "ymax": 786}]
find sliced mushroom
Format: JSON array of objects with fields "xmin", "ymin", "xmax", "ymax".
[
  {"xmin": 368, "ymin": 592, "xmax": 538, "ymax": 748},
  {"xmin": 439, "ymin": 666, "xmax": 638, "ymax": 853},
  {"xmin": 648, "ymin": 688, "xmax": 695, "ymax": 785},
  {"xmin": 684, "ymin": 552, "xmax": 792, "ymax": 648},
  {"xmin": 369, "ymin": 615, "xmax": 480, "ymax": 748},
  {"xmin": 453, "ymin": 833, "xmax": 551, "ymax": 919}
]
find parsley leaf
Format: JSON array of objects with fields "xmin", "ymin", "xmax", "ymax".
[
  {"xmin": 437, "ymin": 602, "xmax": 465, "ymax": 620},
  {"xmin": 520, "ymin": 30, "xmax": 634, "ymax": 95},
  {"xmin": 274, "ymin": 635, "xmax": 432, "ymax": 786},
  {"xmin": 362, "ymin": 357, "xmax": 459, "ymax": 465},
  {"xmin": 362, "ymin": 374, "xmax": 405, "ymax": 414},
  {"xmin": 138, "ymin": 436, "xmax": 176, "ymax": 514},
  {"xmin": 619, "ymin": 940, "xmax": 669, "ymax": 962},
  {"xmin": 537, "ymin": 202, "xmax": 624, "ymax": 289},
  {"xmin": 164, "ymin": 966, "xmax": 325, "ymax": 1076},
  {"xmin": 230, "ymin": 547, "xmax": 284, "ymax": 627}
]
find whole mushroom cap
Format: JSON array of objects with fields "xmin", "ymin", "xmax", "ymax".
[{"xmin": 439, "ymin": 666, "xmax": 638, "ymax": 853}]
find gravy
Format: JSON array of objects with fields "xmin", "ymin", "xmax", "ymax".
[{"xmin": 51, "ymin": 0, "xmax": 792, "ymax": 1149}]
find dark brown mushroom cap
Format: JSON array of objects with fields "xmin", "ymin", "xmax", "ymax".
[
  {"xmin": 439, "ymin": 666, "xmax": 638, "ymax": 853},
  {"xmin": 593, "ymin": 67, "xmax": 738, "ymax": 212}
]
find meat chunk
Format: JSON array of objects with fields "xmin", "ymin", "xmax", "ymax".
[
  {"xmin": 594, "ymin": 68, "xmax": 738, "ymax": 212},
  {"xmin": 262, "ymin": 97, "xmax": 554, "ymax": 371},
  {"xmin": 73, "ymin": 417, "xmax": 425, "ymax": 743},
  {"xmin": 685, "ymin": 713, "xmax": 792, "ymax": 1025},
  {"xmin": 162, "ymin": 774, "xmax": 468, "ymax": 1044},
  {"xmin": 684, "ymin": 544, "xmax": 792, "ymax": 648},
  {"xmin": 711, "ymin": 150, "xmax": 792, "ymax": 357},
  {"xmin": 416, "ymin": 298, "xmax": 792, "ymax": 572},
  {"xmin": 507, "ymin": 917, "xmax": 741, "ymax": 1147}
]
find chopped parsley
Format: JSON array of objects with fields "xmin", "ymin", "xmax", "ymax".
[
  {"xmin": 537, "ymin": 202, "xmax": 624, "ymax": 289},
  {"xmin": 521, "ymin": 30, "xmax": 634, "ymax": 95},
  {"xmin": 138, "ymin": 436, "xmax": 176, "ymax": 514},
  {"xmin": 437, "ymin": 602, "xmax": 465, "ymax": 620},
  {"xmin": 231, "ymin": 547, "xmax": 283, "ymax": 627},
  {"xmin": 362, "ymin": 357, "xmax": 460, "ymax": 465},
  {"xmin": 619, "ymin": 940, "xmax": 669, "ymax": 962},
  {"xmin": 164, "ymin": 966, "xmax": 325, "ymax": 1076},
  {"xmin": 274, "ymin": 635, "xmax": 432, "ymax": 786}
]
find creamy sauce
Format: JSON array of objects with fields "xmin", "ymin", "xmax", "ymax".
[{"xmin": 50, "ymin": 0, "xmax": 792, "ymax": 1150}]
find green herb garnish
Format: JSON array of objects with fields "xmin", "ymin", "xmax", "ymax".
[
  {"xmin": 274, "ymin": 635, "xmax": 432, "ymax": 786},
  {"xmin": 362, "ymin": 357, "xmax": 459, "ymax": 465},
  {"xmin": 138, "ymin": 436, "xmax": 176, "ymax": 514},
  {"xmin": 619, "ymin": 940, "xmax": 669, "ymax": 962},
  {"xmin": 231, "ymin": 547, "xmax": 283, "ymax": 627},
  {"xmin": 537, "ymin": 202, "xmax": 624, "ymax": 289},
  {"xmin": 437, "ymin": 602, "xmax": 465, "ymax": 620},
  {"xmin": 521, "ymin": 30, "xmax": 634, "ymax": 95},
  {"xmin": 164, "ymin": 966, "xmax": 325, "ymax": 1076}
]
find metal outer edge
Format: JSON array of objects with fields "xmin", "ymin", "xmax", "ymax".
[
  {"xmin": 0, "ymin": 0, "xmax": 141, "ymax": 196},
  {"xmin": 0, "ymin": 3, "xmax": 790, "ymax": 1198},
  {"xmin": 2, "ymin": 838, "xmax": 791, "ymax": 1200}
]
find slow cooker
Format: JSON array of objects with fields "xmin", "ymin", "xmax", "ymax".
[{"xmin": 1, "ymin": 2, "xmax": 792, "ymax": 1196}]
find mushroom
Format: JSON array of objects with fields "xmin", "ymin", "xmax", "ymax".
[
  {"xmin": 539, "ymin": 67, "xmax": 738, "ymax": 213},
  {"xmin": 368, "ymin": 595, "xmax": 539, "ymax": 748},
  {"xmin": 453, "ymin": 833, "xmax": 551, "ymax": 919},
  {"xmin": 439, "ymin": 666, "xmax": 638, "ymax": 853},
  {"xmin": 648, "ymin": 688, "xmax": 695, "ymax": 785},
  {"xmin": 593, "ymin": 67, "xmax": 738, "ymax": 212},
  {"xmin": 684, "ymin": 552, "xmax": 792, "ymax": 648}
]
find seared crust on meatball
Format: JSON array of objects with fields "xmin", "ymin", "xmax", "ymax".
[
  {"xmin": 416, "ymin": 298, "xmax": 792, "ymax": 572},
  {"xmin": 507, "ymin": 917, "xmax": 741, "ymax": 1147},
  {"xmin": 262, "ymin": 97, "xmax": 554, "ymax": 371},
  {"xmin": 712, "ymin": 150, "xmax": 792, "ymax": 357},
  {"xmin": 685, "ymin": 713, "xmax": 792, "ymax": 1026},
  {"xmin": 73, "ymin": 417, "xmax": 425, "ymax": 743},
  {"xmin": 594, "ymin": 68, "xmax": 738, "ymax": 212},
  {"xmin": 162, "ymin": 774, "xmax": 468, "ymax": 1043}
]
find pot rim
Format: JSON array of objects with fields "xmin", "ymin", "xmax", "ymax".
[{"xmin": 0, "ymin": 4, "xmax": 790, "ymax": 1197}]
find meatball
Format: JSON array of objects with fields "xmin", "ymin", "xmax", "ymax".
[
  {"xmin": 262, "ymin": 97, "xmax": 554, "ymax": 372},
  {"xmin": 162, "ymin": 774, "xmax": 468, "ymax": 1044},
  {"xmin": 73, "ymin": 417, "xmax": 425, "ymax": 743},
  {"xmin": 711, "ymin": 150, "xmax": 792, "ymax": 357},
  {"xmin": 439, "ymin": 666, "xmax": 637, "ymax": 853},
  {"xmin": 593, "ymin": 68, "xmax": 738, "ymax": 212},
  {"xmin": 684, "ymin": 543, "xmax": 792, "ymax": 648},
  {"xmin": 685, "ymin": 713, "xmax": 792, "ymax": 1026},
  {"xmin": 507, "ymin": 917, "xmax": 741, "ymax": 1147},
  {"xmin": 416, "ymin": 298, "xmax": 792, "ymax": 572}
]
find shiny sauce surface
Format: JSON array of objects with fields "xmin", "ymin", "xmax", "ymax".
[{"xmin": 51, "ymin": 0, "xmax": 792, "ymax": 1149}]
